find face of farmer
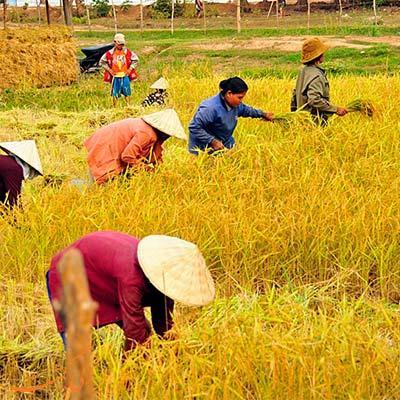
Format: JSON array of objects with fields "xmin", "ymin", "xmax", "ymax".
[
  {"xmin": 224, "ymin": 91, "xmax": 247, "ymax": 108},
  {"xmin": 115, "ymin": 41, "xmax": 124, "ymax": 50}
]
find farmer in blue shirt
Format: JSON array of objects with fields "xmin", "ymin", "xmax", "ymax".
[{"xmin": 188, "ymin": 77, "xmax": 274, "ymax": 154}]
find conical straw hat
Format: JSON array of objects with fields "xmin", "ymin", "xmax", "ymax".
[
  {"xmin": 150, "ymin": 77, "xmax": 169, "ymax": 90},
  {"xmin": 137, "ymin": 235, "xmax": 215, "ymax": 306},
  {"xmin": 0, "ymin": 140, "xmax": 43, "ymax": 175},
  {"xmin": 142, "ymin": 109, "xmax": 187, "ymax": 141}
]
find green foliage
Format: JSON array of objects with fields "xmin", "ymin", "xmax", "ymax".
[
  {"xmin": 152, "ymin": 0, "xmax": 184, "ymax": 18},
  {"xmin": 120, "ymin": 0, "xmax": 133, "ymax": 12},
  {"xmin": 92, "ymin": 0, "xmax": 111, "ymax": 18}
]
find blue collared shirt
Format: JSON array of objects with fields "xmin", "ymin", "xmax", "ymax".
[{"xmin": 188, "ymin": 93, "xmax": 264, "ymax": 154}]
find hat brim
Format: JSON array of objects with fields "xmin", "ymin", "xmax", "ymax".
[{"xmin": 301, "ymin": 43, "xmax": 330, "ymax": 64}]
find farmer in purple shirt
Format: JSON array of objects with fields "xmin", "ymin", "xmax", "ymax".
[
  {"xmin": 188, "ymin": 77, "xmax": 274, "ymax": 154},
  {"xmin": 47, "ymin": 231, "xmax": 215, "ymax": 351}
]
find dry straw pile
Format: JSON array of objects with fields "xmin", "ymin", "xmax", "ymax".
[{"xmin": 0, "ymin": 27, "xmax": 78, "ymax": 90}]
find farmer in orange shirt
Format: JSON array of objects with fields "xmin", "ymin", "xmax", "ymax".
[
  {"xmin": 84, "ymin": 109, "xmax": 186, "ymax": 184},
  {"xmin": 100, "ymin": 33, "xmax": 139, "ymax": 107}
]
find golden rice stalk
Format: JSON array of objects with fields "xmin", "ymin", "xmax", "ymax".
[
  {"xmin": 273, "ymin": 111, "xmax": 314, "ymax": 126},
  {"xmin": 346, "ymin": 98, "xmax": 375, "ymax": 117}
]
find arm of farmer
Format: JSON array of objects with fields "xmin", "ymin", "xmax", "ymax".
[
  {"xmin": 307, "ymin": 78, "xmax": 347, "ymax": 116},
  {"xmin": 189, "ymin": 107, "xmax": 223, "ymax": 150},
  {"xmin": 121, "ymin": 132, "xmax": 159, "ymax": 169},
  {"xmin": 99, "ymin": 52, "xmax": 113, "ymax": 75},
  {"xmin": 290, "ymin": 89, "xmax": 297, "ymax": 112},
  {"xmin": 151, "ymin": 295, "xmax": 175, "ymax": 339},
  {"xmin": 238, "ymin": 104, "xmax": 274, "ymax": 121},
  {"xmin": 127, "ymin": 52, "xmax": 139, "ymax": 74},
  {"xmin": 118, "ymin": 281, "xmax": 152, "ymax": 351}
]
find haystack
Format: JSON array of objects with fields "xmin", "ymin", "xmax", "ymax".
[{"xmin": 0, "ymin": 26, "xmax": 78, "ymax": 90}]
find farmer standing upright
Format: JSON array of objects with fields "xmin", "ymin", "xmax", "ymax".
[
  {"xmin": 189, "ymin": 77, "xmax": 274, "ymax": 155},
  {"xmin": 100, "ymin": 33, "xmax": 139, "ymax": 107},
  {"xmin": 46, "ymin": 231, "xmax": 215, "ymax": 351},
  {"xmin": 290, "ymin": 37, "xmax": 348, "ymax": 126},
  {"xmin": 84, "ymin": 109, "xmax": 186, "ymax": 184},
  {"xmin": 0, "ymin": 140, "xmax": 43, "ymax": 209}
]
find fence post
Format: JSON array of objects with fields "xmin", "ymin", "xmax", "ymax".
[{"xmin": 57, "ymin": 248, "xmax": 98, "ymax": 400}]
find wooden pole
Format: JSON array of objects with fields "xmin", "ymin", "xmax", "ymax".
[
  {"xmin": 338, "ymin": 0, "xmax": 342, "ymax": 18},
  {"xmin": 111, "ymin": 0, "xmax": 117, "ymax": 32},
  {"xmin": 372, "ymin": 0, "xmax": 377, "ymax": 25},
  {"xmin": 140, "ymin": 0, "xmax": 143, "ymax": 34},
  {"xmin": 266, "ymin": 0, "xmax": 273, "ymax": 19},
  {"xmin": 236, "ymin": 0, "xmax": 240, "ymax": 34},
  {"xmin": 171, "ymin": 0, "xmax": 174, "ymax": 35},
  {"xmin": 86, "ymin": 6, "xmax": 91, "ymax": 32},
  {"xmin": 307, "ymin": 0, "xmax": 311, "ymax": 30},
  {"xmin": 45, "ymin": 0, "xmax": 50, "ymax": 25},
  {"xmin": 57, "ymin": 249, "xmax": 98, "ymax": 400},
  {"xmin": 202, "ymin": 0, "xmax": 206, "ymax": 35},
  {"xmin": 62, "ymin": 0, "xmax": 73, "ymax": 26},
  {"xmin": 3, "ymin": 0, "xmax": 6, "ymax": 29},
  {"xmin": 275, "ymin": 0, "xmax": 278, "ymax": 27},
  {"xmin": 36, "ymin": 0, "xmax": 41, "ymax": 24}
]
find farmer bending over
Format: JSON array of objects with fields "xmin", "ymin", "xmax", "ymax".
[
  {"xmin": 0, "ymin": 140, "xmax": 42, "ymax": 210},
  {"xmin": 46, "ymin": 231, "xmax": 215, "ymax": 351},
  {"xmin": 84, "ymin": 109, "xmax": 186, "ymax": 184},
  {"xmin": 188, "ymin": 77, "xmax": 274, "ymax": 155},
  {"xmin": 100, "ymin": 33, "xmax": 139, "ymax": 107},
  {"xmin": 291, "ymin": 37, "xmax": 348, "ymax": 126}
]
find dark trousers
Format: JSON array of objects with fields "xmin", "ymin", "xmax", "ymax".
[{"xmin": 0, "ymin": 155, "xmax": 24, "ymax": 209}]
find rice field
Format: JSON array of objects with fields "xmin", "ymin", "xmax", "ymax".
[{"xmin": 1, "ymin": 71, "xmax": 400, "ymax": 398}]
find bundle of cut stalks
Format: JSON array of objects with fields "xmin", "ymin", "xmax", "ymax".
[
  {"xmin": 346, "ymin": 99, "xmax": 375, "ymax": 117},
  {"xmin": 0, "ymin": 27, "xmax": 78, "ymax": 90},
  {"xmin": 273, "ymin": 111, "xmax": 313, "ymax": 126}
]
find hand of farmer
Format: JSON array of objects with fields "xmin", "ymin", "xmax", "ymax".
[
  {"xmin": 210, "ymin": 139, "xmax": 225, "ymax": 151},
  {"xmin": 263, "ymin": 111, "xmax": 274, "ymax": 121},
  {"xmin": 336, "ymin": 107, "xmax": 348, "ymax": 116},
  {"xmin": 108, "ymin": 69, "xmax": 115, "ymax": 77}
]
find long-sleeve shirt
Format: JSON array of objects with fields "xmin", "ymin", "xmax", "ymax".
[
  {"xmin": 84, "ymin": 118, "xmax": 164, "ymax": 184},
  {"xmin": 47, "ymin": 231, "xmax": 174, "ymax": 350},
  {"xmin": 291, "ymin": 64, "xmax": 338, "ymax": 123},
  {"xmin": 99, "ymin": 47, "xmax": 139, "ymax": 72},
  {"xmin": 188, "ymin": 93, "xmax": 264, "ymax": 154}
]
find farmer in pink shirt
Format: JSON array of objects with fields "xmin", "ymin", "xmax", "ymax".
[{"xmin": 46, "ymin": 231, "xmax": 215, "ymax": 351}]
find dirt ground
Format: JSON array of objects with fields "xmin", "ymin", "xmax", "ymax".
[{"xmin": 186, "ymin": 35, "xmax": 400, "ymax": 52}]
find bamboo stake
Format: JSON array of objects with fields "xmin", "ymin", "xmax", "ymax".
[
  {"xmin": 372, "ymin": 0, "xmax": 377, "ymax": 25},
  {"xmin": 202, "ymin": 0, "xmax": 206, "ymax": 35},
  {"xmin": 275, "ymin": 0, "xmax": 278, "ymax": 27},
  {"xmin": 140, "ymin": 0, "xmax": 143, "ymax": 34},
  {"xmin": 86, "ymin": 6, "xmax": 91, "ymax": 32},
  {"xmin": 111, "ymin": 0, "xmax": 117, "ymax": 33},
  {"xmin": 338, "ymin": 0, "xmax": 342, "ymax": 18},
  {"xmin": 236, "ymin": 0, "xmax": 240, "ymax": 34},
  {"xmin": 307, "ymin": 0, "xmax": 310, "ymax": 30},
  {"xmin": 57, "ymin": 249, "xmax": 98, "ymax": 400},
  {"xmin": 36, "ymin": 0, "xmax": 41, "ymax": 24},
  {"xmin": 3, "ymin": 0, "xmax": 6, "ymax": 29},
  {"xmin": 171, "ymin": 0, "xmax": 174, "ymax": 35}
]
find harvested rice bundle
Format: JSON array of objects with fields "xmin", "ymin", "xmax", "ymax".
[
  {"xmin": 0, "ymin": 27, "xmax": 78, "ymax": 90},
  {"xmin": 273, "ymin": 111, "xmax": 314, "ymax": 126},
  {"xmin": 346, "ymin": 99, "xmax": 375, "ymax": 117}
]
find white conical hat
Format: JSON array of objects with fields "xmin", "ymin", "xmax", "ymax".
[
  {"xmin": 150, "ymin": 77, "xmax": 169, "ymax": 90},
  {"xmin": 0, "ymin": 140, "xmax": 43, "ymax": 175},
  {"xmin": 142, "ymin": 109, "xmax": 187, "ymax": 141},
  {"xmin": 137, "ymin": 235, "xmax": 215, "ymax": 306}
]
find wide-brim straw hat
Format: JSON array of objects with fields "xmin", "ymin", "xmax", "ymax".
[
  {"xmin": 0, "ymin": 140, "xmax": 43, "ymax": 175},
  {"xmin": 142, "ymin": 109, "xmax": 187, "ymax": 140},
  {"xmin": 150, "ymin": 77, "xmax": 169, "ymax": 90},
  {"xmin": 301, "ymin": 37, "xmax": 330, "ymax": 64},
  {"xmin": 137, "ymin": 235, "xmax": 215, "ymax": 306}
]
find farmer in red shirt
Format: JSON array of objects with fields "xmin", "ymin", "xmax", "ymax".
[
  {"xmin": 46, "ymin": 231, "xmax": 215, "ymax": 351},
  {"xmin": 100, "ymin": 33, "xmax": 139, "ymax": 107}
]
